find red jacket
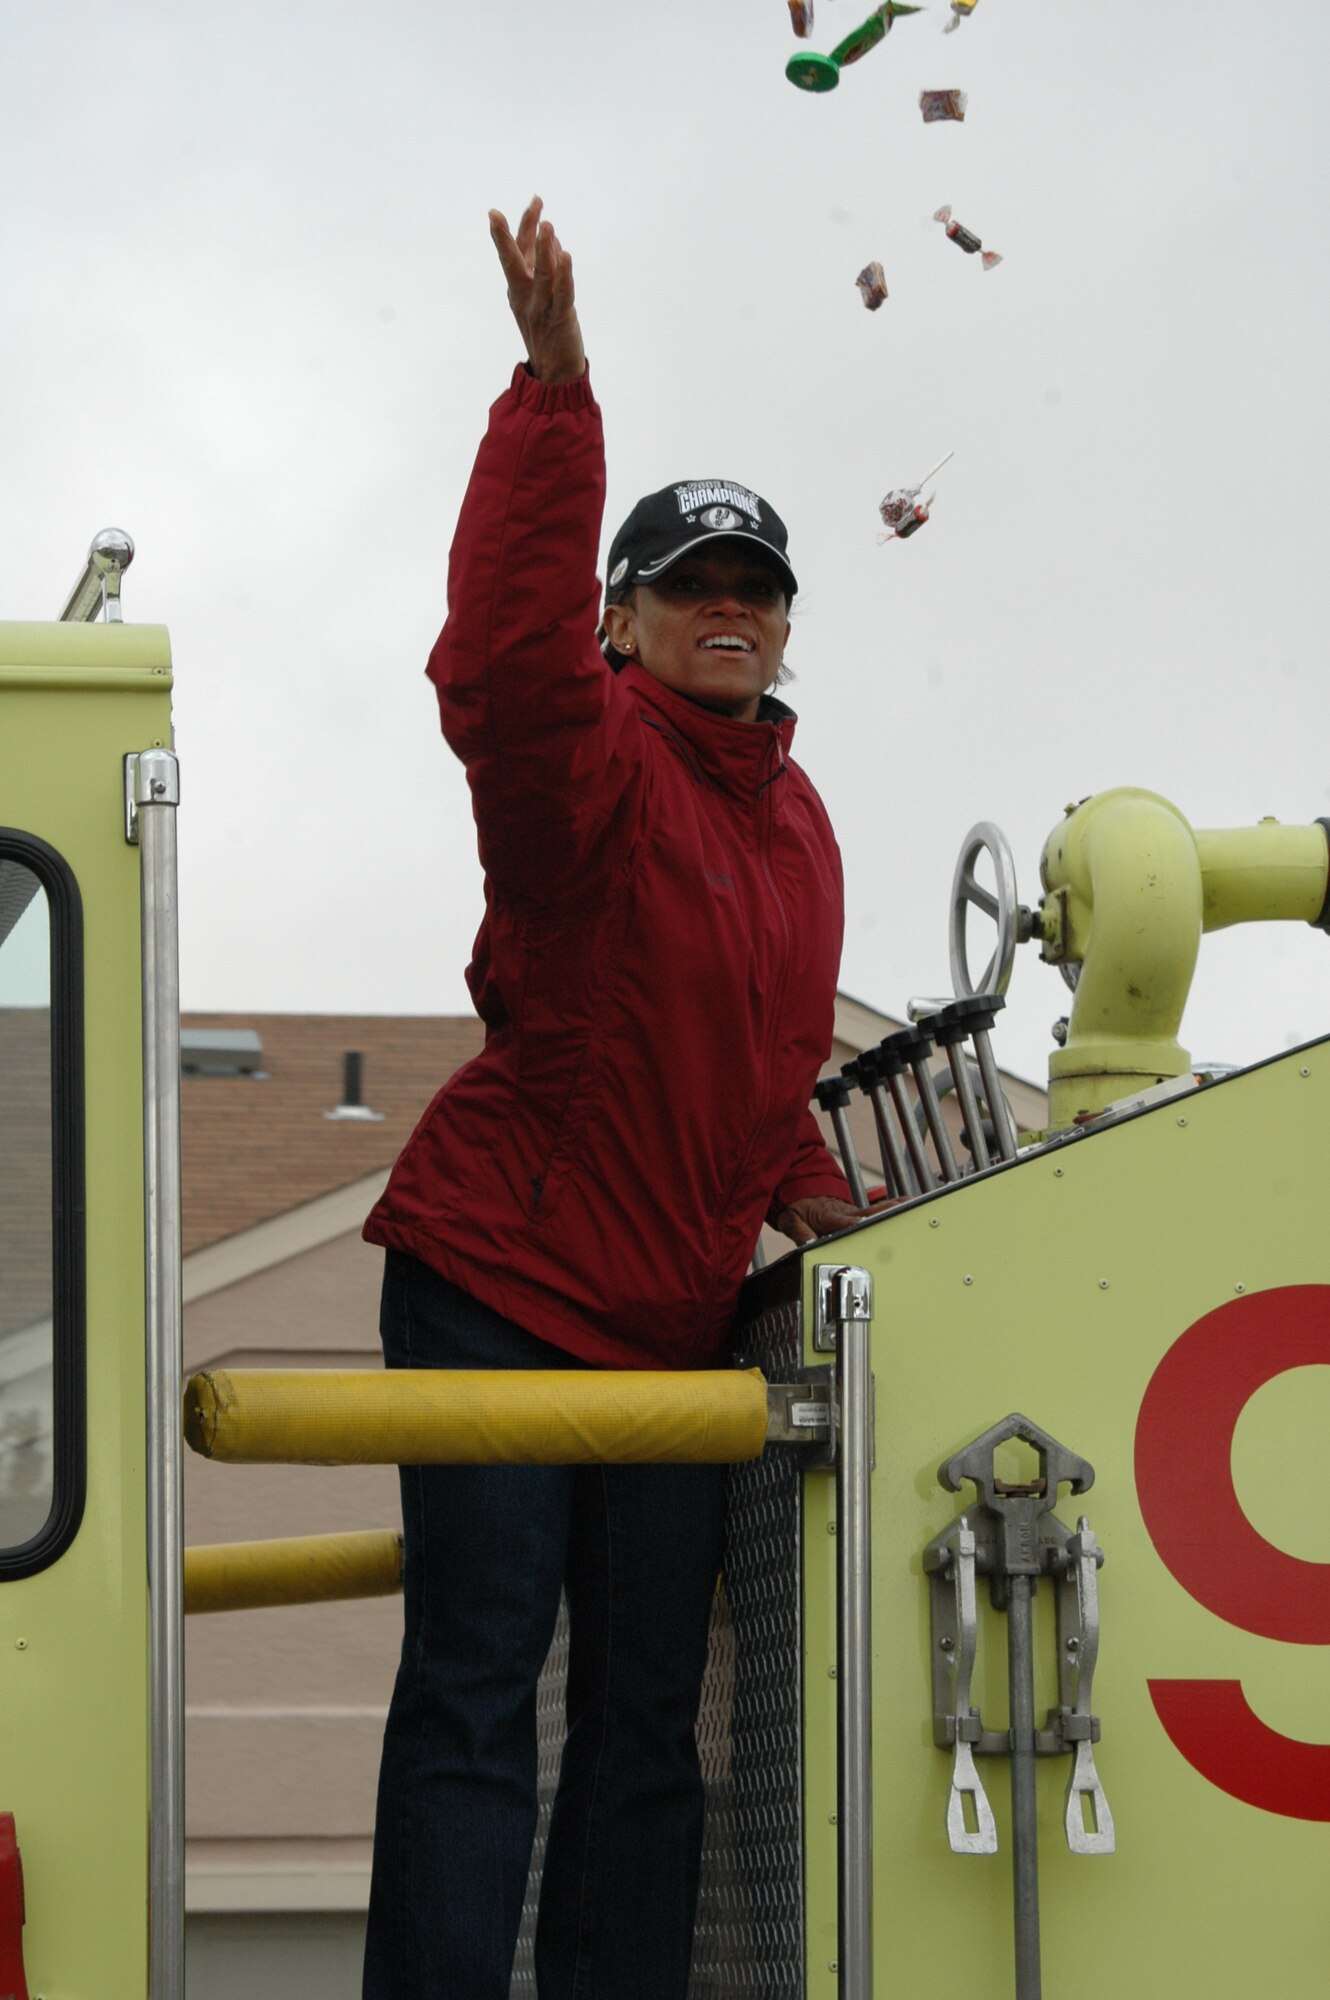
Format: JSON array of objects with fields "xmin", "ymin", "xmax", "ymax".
[{"xmin": 364, "ymin": 365, "xmax": 850, "ymax": 1369}]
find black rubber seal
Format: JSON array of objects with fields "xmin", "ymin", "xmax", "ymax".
[{"xmin": 0, "ymin": 829, "xmax": 86, "ymax": 1581}]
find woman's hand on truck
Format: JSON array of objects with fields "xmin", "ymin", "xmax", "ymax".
[
  {"xmin": 775, "ymin": 1192, "xmax": 901, "ymax": 1246},
  {"xmin": 489, "ymin": 195, "xmax": 587, "ymax": 384}
]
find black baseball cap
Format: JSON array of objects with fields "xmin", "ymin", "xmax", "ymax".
[{"xmin": 604, "ymin": 479, "xmax": 798, "ymax": 602}]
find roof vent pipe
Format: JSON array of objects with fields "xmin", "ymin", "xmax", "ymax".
[{"xmin": 323, "ymin": 1051, "xmax": 385, "ymax": 1123}]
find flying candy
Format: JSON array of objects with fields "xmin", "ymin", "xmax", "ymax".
[
  {"xmin": 786, "ymin": 1, "xmax": 923, "ymax": 92},
  {"xmin": 919, "ymin": 88, "xmax": 967, "ymax": 122},
  {"xmin": 933, "ymin": 205, "xmax": 1002, "ymax": 270},
  {"xmin": 878, "ymin": 453, "xmax": 954, "ymax": 541},
  {"xmin": 943, "ymin": 0, "xmax": 979, "ymax": 30},
  {"xmin": 856, "ymin": 261, "xmax": 888, "ymax": 310},
  {"xmin": 788, "ymin": 0, "xmax": 814, "ymax": 35}
]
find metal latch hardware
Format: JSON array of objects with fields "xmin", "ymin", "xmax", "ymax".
[{"xmin": 922, "ymin": 1412, "xmax": 1114, "ymax": 2000}]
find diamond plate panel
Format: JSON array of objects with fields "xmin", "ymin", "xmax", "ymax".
[{"xmin": 512, "ymin": 1280, "xmax": 806, "ymax": 1995}]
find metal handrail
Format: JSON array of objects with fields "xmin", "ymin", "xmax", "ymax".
[
  {"xmin": 832, "ymin": 1264, "xmax": 875, "ymax": 2000},
  {"xmin": 129, "ymin": 747, "xmax": 184, "ymax": 2000},
  {"xmin": 59, "ymin": 528, "xmax": 134, "ymax": 622}
]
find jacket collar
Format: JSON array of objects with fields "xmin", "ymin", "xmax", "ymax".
[{"xmin": 618, "ymin": 661, "xmax": 797, "ymax": 798}]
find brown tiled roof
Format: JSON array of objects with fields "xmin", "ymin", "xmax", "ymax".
[
  {"xmin": 175, "ymin": 1002, "xmax": 1049, "ymax": 1255},
  {"xmin": 181, "ymin": 1013, "xmax": 483, "ymax": 1255}
]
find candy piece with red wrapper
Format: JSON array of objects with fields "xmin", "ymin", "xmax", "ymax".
[
  {"xmin": 0, "ymin": 1815, "xmax": 30, "ymax": 2000},
  {"xmin": 856, "ymin": 261, "xmax": 888, "ymax": 310},
  {"xmin": 933, "ymin": 204, "xmax": 1002, "ymax": 270},
  {"xmin": 787, "ymin": 0, "xmax": 814, "ymax": 35},
  {"xmin": 879, "ymin": 452, "xmax": 955, "ymax": 542}
]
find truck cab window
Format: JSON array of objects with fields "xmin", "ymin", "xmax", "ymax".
[{"xmin": 0, "ymin": 841, "xmax": 84, "ymax": 1570}]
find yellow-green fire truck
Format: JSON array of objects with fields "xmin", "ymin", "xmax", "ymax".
[{"xmin": 3, "ymin": 537, "xmax": 1329, "ymax": 1997}]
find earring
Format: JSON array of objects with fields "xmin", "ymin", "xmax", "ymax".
[{"xmin": 621, "ymin": 640, "xmax": 634, "ymax": 654}]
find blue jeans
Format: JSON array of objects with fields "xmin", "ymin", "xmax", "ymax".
[{"xmin": 363, "ymin": 1253, "xmax": 728, "ymax": 1999}]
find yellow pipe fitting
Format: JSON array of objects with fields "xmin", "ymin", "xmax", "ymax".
[
  {"xmin": 1040, "ymin": 788, "xmax": 1203, "ymax": 1127},
  {"xmin": 184, "ymin": 1528, "xmax": 403, "ymax": 1615},
  {"xmin": 183, "ymin": 1366, "xmax": 771, "ymax": 1467},
  {"xmin": 1194, "ymin": 821, "xmax": 1329, "ymax": 931}
]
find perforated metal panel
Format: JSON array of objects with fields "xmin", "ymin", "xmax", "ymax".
[
  {"xmin": 511, "ymin": 1272, "xmax": 807, "ymax": 1996},
  {"xmin": 509, "ymin": 1610, "xmax": 570, "ymax": 1994},
  {"xmin": 690, "ymin": 1289, "xmax": 806, "ymax": 1997}
]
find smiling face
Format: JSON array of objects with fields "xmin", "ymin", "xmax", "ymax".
[{"xmin": 602, "ymin": 545, "xmax": 793, "ymax": 723}]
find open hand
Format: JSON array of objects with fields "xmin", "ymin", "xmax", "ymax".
[
  {"xmin": 775, "ymin": 1193, "xmax": 902, "ymax": 1246},
  {"xmin": 488, "ymin": 195, "xmax": 586, "ymax": 385}
]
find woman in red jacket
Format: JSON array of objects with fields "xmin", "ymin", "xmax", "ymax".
[{"xmin": 363, "ymin": 198, "xmax": 863, "ymax": 2000}]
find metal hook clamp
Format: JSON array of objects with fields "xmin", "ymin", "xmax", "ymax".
[
  {"xmin": 924, "ymin": 1413, "xmax": 1113, "ymax": 2000},
  {"xmin": 924, "ymin": 1413, "xmax": 1114, "ymax": 1855}
]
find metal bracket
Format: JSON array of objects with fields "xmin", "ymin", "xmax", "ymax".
[
  {"xmin": 125, "ymin": 749, "xmax": 180, "ymax": 846},
  {"xmin": 1040, "ymin": 884, "xmax": 1071, "ymax": 966},
  {"xmin": 812, "ymin": 1263, "xmax": 871, "ymax": 1352},
  {"xmin": 813, "ymin": 1265, "xmax": 839, "ymax": 1351},
  {"xmin": 763, "ymin": 1366, "xmax": 836, "ymax": 1469},
  {"xmin": 811, "ymin": 1268, "xmax": 875, "ymax": 1479}
]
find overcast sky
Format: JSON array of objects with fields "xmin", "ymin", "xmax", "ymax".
[{"xmin": 5, "ymin": 0, "xmax": 1330, "ymax": 1087}]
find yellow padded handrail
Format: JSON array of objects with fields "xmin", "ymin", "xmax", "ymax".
[
  {"xmin": 184, "ymin": 1528, "xmax": 403, "ymax": 1614},
  {"xmin": 183, "ymin": 1367, "xmax": 770, "ymax": 1467}
]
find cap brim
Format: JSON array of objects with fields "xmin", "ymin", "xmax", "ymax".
[{"xmin": 632, "ymin": 530, "xmax": 798, "ymax": 599}]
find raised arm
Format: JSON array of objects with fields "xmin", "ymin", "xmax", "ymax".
[{"xmin": 429, "ymin": 201, "xmax": 643, "ymax": 906}]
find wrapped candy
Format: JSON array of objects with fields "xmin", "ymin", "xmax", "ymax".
[
  {"xmin": 879, "ymin": 488, "xmax": 926, "ymax": 537},
  {"xmin": 786, "ymin": 0, "xmax": 922, "ymax": 91},
  {"xmin": 788, "ymin": 0, "xmax": 814, "ymax": 36},
  {"xmin": 933, "ymin": 204, "xmax": 1002, "ymax": 270},
  {"xmin": 919, "ymin": 88, "xmax": 968, "ymax": 122},
  {"xmin": 943, "ymin": 0, "xmax": 979, "ymax": 29},
  {"xmin": 878, "ymin": 453, "xmax": 954, "ymax": 541},
  {"xmin": 856, "ymin": 261, "xmax": 888, "ymax": 310},
  {"xmin": 834, "ymin": 0, "xmax": 922, "ymax": 64}
]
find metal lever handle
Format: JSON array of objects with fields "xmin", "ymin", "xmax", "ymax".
[
  {"xmin": 911, "ymin": 1056, "xmax": 961, "ymax": 1181},
  {"xmin": 949, "ymin": 1741, "xmax": 999, "ymax": 1858},
  {"xmin": 831, "ymin": 1101, "xmax": 870, "ymax": 1209},
  {"xmin": 944, "ymin": 1038, "xmax": 991, "ymax": 1169},
  {"xmin": 813, "ymin": 1079, "xmax": 869, "ymax": 1209},
  {"xmin": 971, "ymin": 1027, "xmax": 1021, "ymax": 1161},
  {"xmin": 931, "ymin": 1520, "xmax": 999, "ymax": 1854},
  {"xmin": 1059, "ymin": 1519, "xmax": 1115, "ymax": 1854},
  {"xmin": 884, "ymin": 1066, "xmax": 935, "ymax": 1191},
  {"xmin": 866, "ymin": 1080, "xmax": 911, "ymax": 1198}
]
